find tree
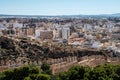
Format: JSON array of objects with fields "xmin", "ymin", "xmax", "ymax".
[
  {"xmin": 36, "ymin": 74, "xmax": 51, "ymax": 80},
  {"xmin": 0, "ymin": 65, "xmax": 41, "ymax": 80},
  {"xmin": 24, "ymin": 77, "xmax": 32, "ymax": 80},
  {"xmin": 59, "ymin": 72, "xmax": 69, "ymax": 80},
  {"xmin": 41, "ymin": 62, "xmax": 51, "ymax": 75},
  {"xmin": 68, "ymin": 66, "xmax": 90, "ymax": 80}
]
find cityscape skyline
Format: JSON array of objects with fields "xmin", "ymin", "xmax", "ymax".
[
  {"xmin": 0, "ymin": 1, "xmax": 120, "ymax": 77},
  {"xmin": 0, "ymin": 0, "xmax": 120, "ymax": 15}
]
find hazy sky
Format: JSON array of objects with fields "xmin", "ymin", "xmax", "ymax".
[{"xmin": 0, "ymin": 0, "xmax": 120, "ymax": 15}]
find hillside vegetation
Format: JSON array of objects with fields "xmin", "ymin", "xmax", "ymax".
[{"xmin": 0, "ymin": 63, "xmax": 120, "ymax": 80}]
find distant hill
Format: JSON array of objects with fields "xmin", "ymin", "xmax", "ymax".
[
  {"xmin": 0, "ymin": 13, "xmax": 120, "ymax": 18},
  {"xmin": 111, "ymin": 13, "xmax": 120, "ymax": 17}
]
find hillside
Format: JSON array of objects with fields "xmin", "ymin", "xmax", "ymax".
[
  {"xmin": 0, "ymin": 36, "xmax": 120, "ymax": 74},
  {"xmin": 0, "ymin": 36, "xmax": 102, "ymax": 63}
]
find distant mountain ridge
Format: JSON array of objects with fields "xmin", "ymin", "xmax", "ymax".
[
  {"xmin": 0, "ymin": 13, "xmax": 120, "ymax": 18},
  {"xmin": 112, "ymin": 13, "xmax": 120, "ymax": 15}
]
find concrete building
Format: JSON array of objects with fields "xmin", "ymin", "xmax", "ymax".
[
  {"xmin": 53, "ymin": 27, "xmax": 70, "ymax": 39},
  {"xmin": 0, "ymin": 23, "xmax": 4, "ymax": 29},
  {"xmin": 13, "ymin": 21, "xmax": 23, "ymax": 28},
  {"xmin": 35, "ymin": 29, "xmax": 41, "ymax": 38},
  {"xmin": 40, "ymin": 30, "xmax": 53, "ymax": 40},
  {"xmin": 0, "ymin": 30, "xmax": 3, "ymax": 36},
  {"xmin": 91, "ymin": 41, "xmax": 103, "ymax": 49},
  {"xmin": 112, "ymin": 32, "xmax": 120, "ymax": 40},
  {"xmin": 53, "ymin": 28, "xmax": 62, "ymax": 39},
  {"xmin": 83, "ymin": 24, "xmax": 93, "ymax": 31},
  {"xmin": 62, "ymin": 28, "xmax": 70, "ymax": 39},
  {"xmin": 27, "ymin": 28, "xmax": 35, "ymax": 37}
]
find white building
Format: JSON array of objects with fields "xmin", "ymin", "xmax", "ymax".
[
  {"xmin": 92, "ymin": 41, "xmax": 103, "ymax": 48},
  {"xmin": 53, "ymin": 28, "xmax": 57, "ymax": 39},
  {"xmin": 0, "ymin": 23, "xmax": 4, "ymax": 29},
  {"xmin": 83, "ymin": 24, "xmax": 93, "ymax": 31},
  {"xmin": 53, "ymin": 28, "xmax": 62, "ymax": 39},
  {"xmin": 2, "ymin": 20, "xmax": 9, "ymax": 27},
  {"xmin": 84, "ymin": 33, "xmax": 94, "ymax": 40},
  {"xmin": 112, "ymin": 25, "xmax": 120, "ymax": 32},
  {"xmin": 35, "ymin": 29, "xmax": 41, "ymax": 38},
  {"xmin": 62, "ymin": 28, "xmax": 70, "ymax": 39},
  {"xmin": 13, "ymin": 21, "xmax": 23, "ymax": 28}
]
